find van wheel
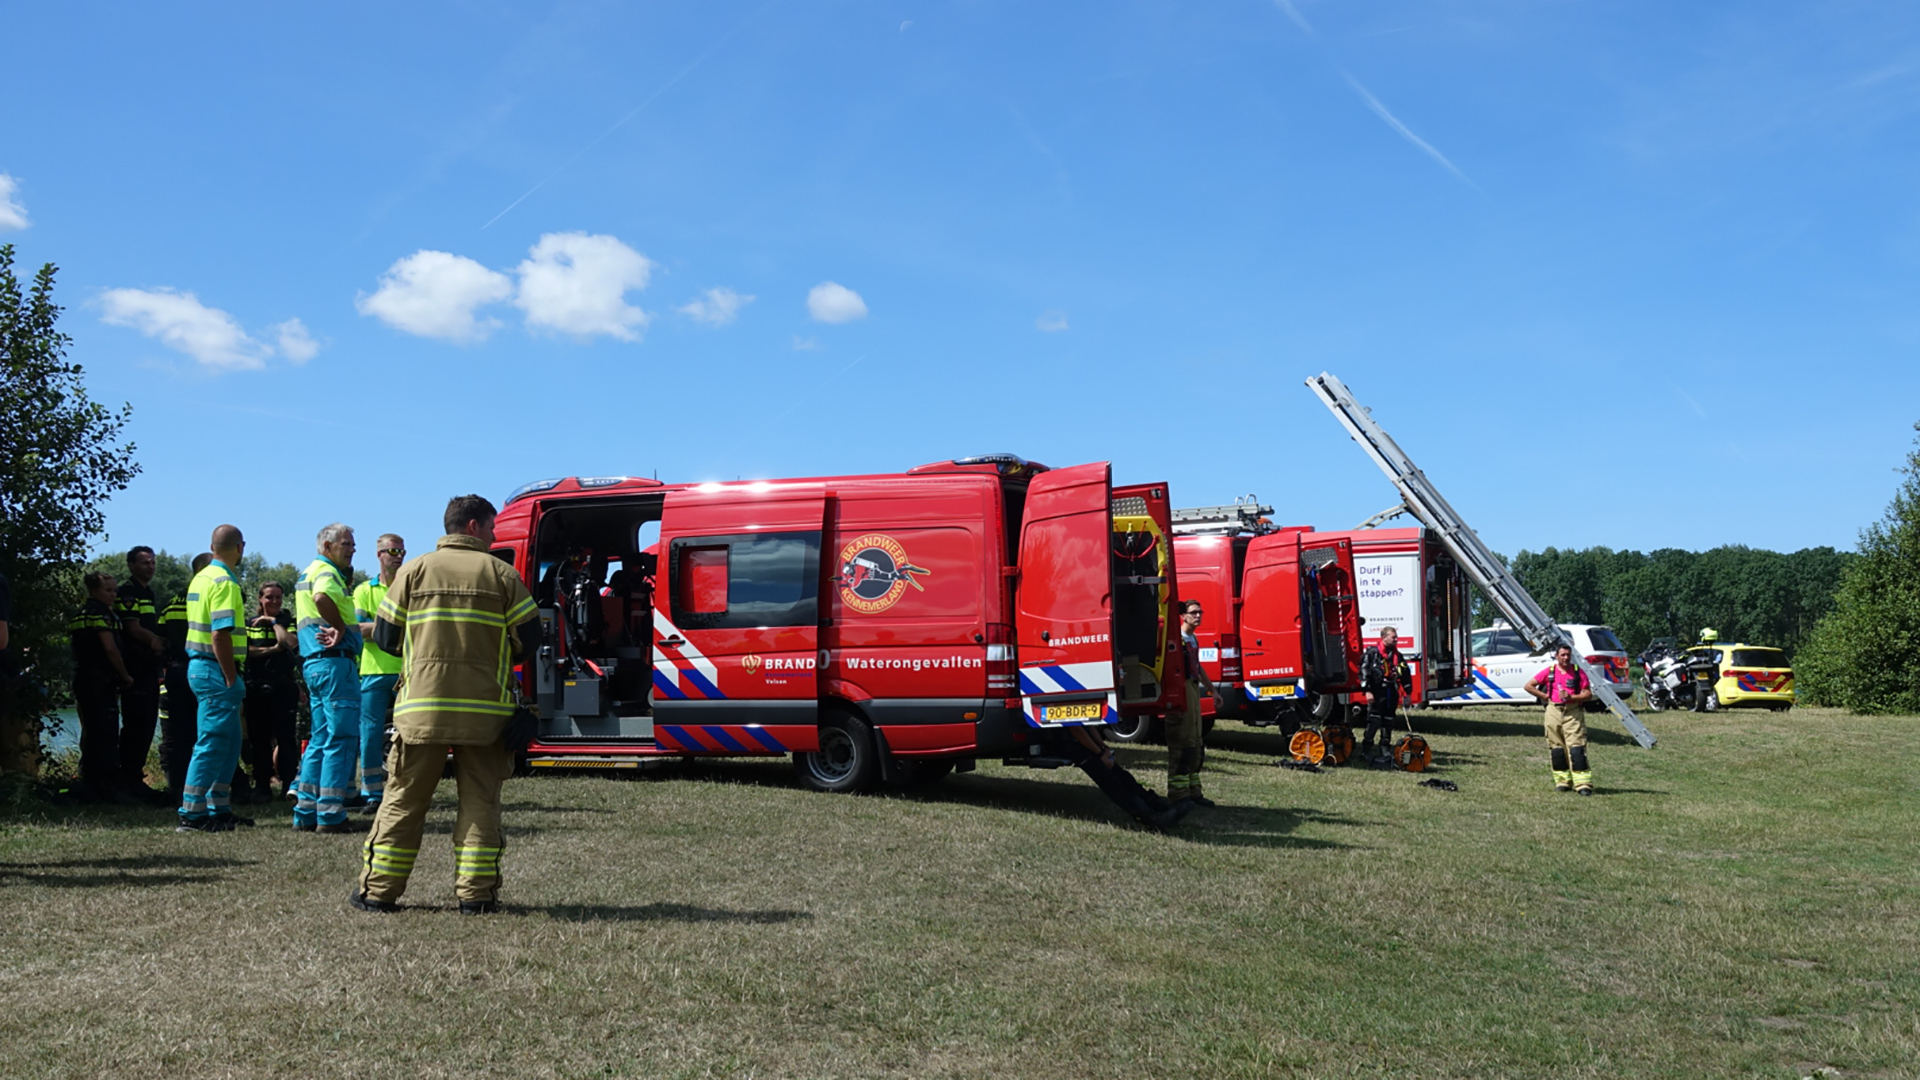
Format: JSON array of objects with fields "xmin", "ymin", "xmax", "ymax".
[
  {"xmin": 1105, "ymin": 714, "xmax": 1162, "ymax": 744},
  {"xmin": 1306, "ymin": 692, "xmax": 1338, "ymax": 724},
  {"xmin": 795, "ymin": 713, "xmax": 879, "ymax": 793}
]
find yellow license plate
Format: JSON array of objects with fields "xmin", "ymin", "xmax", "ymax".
[
  {"xmin": 1255, "ymin": 683, "xmax": 1295, "ymax": 699},
  {"xmin": 1042, "ymin": 702, "xmax": 1106, "ymax": 722}
]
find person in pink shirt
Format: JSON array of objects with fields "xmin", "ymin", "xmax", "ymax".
[{"xmin": 1525, "ymin": 643, "xmax": 1595, "ymax": 794}]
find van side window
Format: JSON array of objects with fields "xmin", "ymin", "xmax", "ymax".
[
  {"xmin": 668, "ymin": 531, "xmax": 821, "ymax": 630},
  {"xmin": 677, "ymin": 546, "xmax": 730, "ymax": 615}
]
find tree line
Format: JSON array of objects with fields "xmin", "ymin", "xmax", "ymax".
[{"xmin": 1471, "ymin": 544, "xmax": 1856, "ymax": 660}]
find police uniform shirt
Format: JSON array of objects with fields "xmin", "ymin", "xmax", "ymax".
[
  {"xmin": 68, "ymin": 598, "xmax": 122, "ymax": 682},
  {"xmin": 114, "ymin": 579, "xmax": 161, "ymax": 679},
  {"xmin": 246, "ymin": 609, "xmax": 298, "ymax": 686},
  {"xmin": 160, "ymin": 594, "xmax": 190, "ymax": 667}
]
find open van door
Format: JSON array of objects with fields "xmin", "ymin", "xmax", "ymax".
[
  {"xmin": 1111, "ymin": 481, "xmax": 1182, "ymax": 716},
  {"xmin": 1015, "ymin": 462, "xmax": 1118, "ymax": 727},
  {"xmin": 1239, "ymin": 532, "xmax": 1307, "ymax": 697},
  {"xmin": 1300, "ymin": 536, "xmax": 1363, "ymax": 692},
  {"xmin": 654, "ymin": 484, "xmax": 826, "ymax": 737}
]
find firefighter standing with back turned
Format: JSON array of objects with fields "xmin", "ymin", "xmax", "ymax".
[
  {"xmin": 352, "ymin": 496, "xmax": 537, "ymax": 915},
  {"xmin": 1526, "ymin": 642, "xmax": 1594, "ymax": 795}
]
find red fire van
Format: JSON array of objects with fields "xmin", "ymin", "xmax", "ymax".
[{"xmin": 490, "ymin": 456, "xmax": 1181, "ymax": 792}]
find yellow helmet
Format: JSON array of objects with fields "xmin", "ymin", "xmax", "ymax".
[{"xmin": 1699, "ymin": 628, "xmax": 1719, "ymax": 643}]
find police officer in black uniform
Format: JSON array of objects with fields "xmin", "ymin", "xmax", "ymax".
[
  {"xmin": 242, "ymin": 580, "xmax": 299, "ymax": 801},
  {"xmin": 69, "ymin": 571, "xmax": 135, "ymax": 802},
  {"xmin": 158, "ymin": 553, "xmax": 212, "ymax": 800},
  {"xmin": 114, "ymin": 546, "xmax": 168, "ymax": 801}
]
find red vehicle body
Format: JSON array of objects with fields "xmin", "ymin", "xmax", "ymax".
[
  {"xmin": 1165, "ymin": 529, "xmax": 1365, "ymax": 735},
  {"xmin": 489, "ymin": 456, "xmax": 1182, "ymax": 791},
  {"xmin": 1300, "ymin": 527, "xmax": 1472, "ymax": 710}
]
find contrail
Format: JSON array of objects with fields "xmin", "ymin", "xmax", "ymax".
[
  {"xmin": 483, "ymin": 1, "xmax": 778, "ymax": 230},
  {"xmin": 1271, "ymin": 0, "xmax": 1477, "ymax": 190},
  {"xmin": 1339, "ymin": 69, "xmax": 1479, "ymax": 190}
]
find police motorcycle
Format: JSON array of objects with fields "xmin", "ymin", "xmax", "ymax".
[{"xmin": 1639, "ymin": 640, "xmax": 1720, "ymax": 712}]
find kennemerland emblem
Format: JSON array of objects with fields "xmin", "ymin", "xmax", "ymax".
[
  {"xmin": 742, "ymin": 654, "xmax": 763, "ymax": 674},
  {"xmin": 836, "ymin": 533, "xmax": 930, "ymax": 614}
]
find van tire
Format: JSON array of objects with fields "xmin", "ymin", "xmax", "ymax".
[
  {"xmin": 1105, "ymin": 714, "xmax": 1163, "ymax": 744},
  {"xmin": 1306, "ymin": 692, "xmax": 1338, "ymax": 724},
  {"xmin": 795, "ymin": 712, "xmax": 880, "ymax": 793}
]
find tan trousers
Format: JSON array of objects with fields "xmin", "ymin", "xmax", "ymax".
[
  {"xmin": 1166, "ymin": 679, "xmax": 1206, "ymax": 799},
  {"xmin": 359, "ymin": 738, "xmax": 512, "ymax": 905},
  {"xmin": 1543, "ymin": 703, "xmax": 1588, "ymax": 749}
]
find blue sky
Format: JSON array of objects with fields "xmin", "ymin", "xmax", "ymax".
[{"xmin": 3, "ymin": 1, "xmax": 1916, "ymax": 570}]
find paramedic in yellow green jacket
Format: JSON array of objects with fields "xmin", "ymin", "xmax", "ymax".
[
  {"xmin": 352, "ymin": 534, "xmax": 406, "ymax": 814},
  {"xmin": 293, "ymin": 523, "xmax": 362, "ymax": 833}
]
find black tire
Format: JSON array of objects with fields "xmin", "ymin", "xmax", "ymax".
[
  {"xmin": 1306, "ymin": 691, "xmax": 1338, "ymax": 724},
  {"xmin": 794, "ymin": 712, "xmax": 880, "ymax": 793},
  {"xmin": 1105, "ymin": 713, "xmax": 1163, "ymax": 744}
]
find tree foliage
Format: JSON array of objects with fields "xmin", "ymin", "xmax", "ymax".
[
  {"xmin": 0, "ymin": 244, "xmax": 142, "ymax": 780},
  {"xmin": 81, "ymin": 549, "xmax": 303, "ymax": 618},
  {"xmin": 1468, "ymin": 544, "xmax": 1852, "ymax": 659},
  {"xmin": 1796, "ymin": 424, "xmax": 1920, "ymax": 713}
]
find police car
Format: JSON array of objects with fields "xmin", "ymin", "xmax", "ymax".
[{"xmin": 1463, "ymin": 622, "xmax": 1633, "ymax": 704}]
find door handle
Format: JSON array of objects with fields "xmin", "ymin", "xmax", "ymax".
[{"xmin": 659, "ymin": 635, "xmax": 685, "ymax": 647}]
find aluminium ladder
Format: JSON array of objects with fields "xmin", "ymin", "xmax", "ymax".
[{"xmin": 1305, "ymin": 371, "xmax": 1656, "ymax": 748}]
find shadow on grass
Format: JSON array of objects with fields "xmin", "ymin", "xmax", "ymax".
[
  {"xmin": 1586, "ymin": 787, "xmax": 1668, "ymax": 798},
  {"xmin": 542, "ymin": 902, "xmax": 812, "ymax": 924},
  {"xmin": 0, "ymin": 853, "xmax": 258, "ymax": 888},
  {"xmin": 1176, "ymin": 805, "xmax": 1360, "ymax": 850},
  {"xmin": 1417, "ymin": 710, "xmax": 1638, "ymax": 746}
]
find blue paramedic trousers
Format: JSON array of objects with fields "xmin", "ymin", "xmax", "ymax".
[
  {"xmin": 358, "ymin": 673, "xmax": 397, "ymax": 805},
  {"xmin": 294, "ymin": 656, "xmax": 361, "ymax": 828},
  {"xmin": 180, "ymin": 662, "xmax": 245, "ymax": 822}
]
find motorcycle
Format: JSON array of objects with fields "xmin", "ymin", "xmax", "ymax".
[{"xmin": 1639, "ymin": 643, "xmax": 1720, "ymax": 712}]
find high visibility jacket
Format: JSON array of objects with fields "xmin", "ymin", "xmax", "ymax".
[
  {"xmin": 372, "ymin": 534, "xmax": 536, "ymax": 745},
  {"xmin": 113, "ymin": 580, "xmax": 160, "ymax": 676},
  {"xmin": 67, "ymin": 597, "xmax": 122, "ymax": 682},
  {"xmin": 295, "ymin": 556, "xmax": 362, "ymax": 659},
  {"xmin": 160, "ymin": 594, "xmax": 189, "ymax": 666},
  {"xmin": 353, "ymin": 578, "xmax": 403, "ymax": 676},
  {"xmin": 185, "ymin": 559, "xmax": 245, "ymax": 671}
]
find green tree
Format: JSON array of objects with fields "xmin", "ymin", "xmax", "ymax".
[
  {"xmin": 0, "ymin": 244, "xmax": 141, "ymax": 784},
  {"xmin": 1798, "ymin": 424, "xmax": 1920, "ymax": 712}
]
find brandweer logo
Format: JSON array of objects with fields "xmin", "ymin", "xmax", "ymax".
[
  {"xmin": 741, "ymin": 654, "xmax": 816, "ymax": 674},
  {"xmin": 836, "ymin": 533, "xmax": 930, "ymax": 615}
]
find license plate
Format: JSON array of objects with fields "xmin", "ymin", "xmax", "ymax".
[
  {"xmin": 1041, "ymin": 702, "xmax": 1106, "ymax": 722},
  {"xmin": 1256, "ymin": 682, "xmax": 1296, "ymax": 699}
]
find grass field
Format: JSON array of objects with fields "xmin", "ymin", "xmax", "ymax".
[{"xmin": 1, "ymin": 705, "xmax": 1916, "ymax": 1079}]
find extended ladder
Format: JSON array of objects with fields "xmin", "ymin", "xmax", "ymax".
[
  {"xmin": 1305, "ymin": 372, "xmax": 1656, "ymax": 748},
  {"xmin": 1171, "ymin": 498, "xmax": 1275, "ymax": 536}
]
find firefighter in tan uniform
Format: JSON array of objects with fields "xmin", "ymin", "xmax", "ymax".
[
  {"xmin": 351, "ymin": 495, "xmax": 537, "ymax": 914},
  {"xmin": 1526, "ymin": 643, "xmax": 1595, "ymax": 795},
  {"xmin": 1167, "ymin": 600, "xmax": 1216, "ymax": 808}
]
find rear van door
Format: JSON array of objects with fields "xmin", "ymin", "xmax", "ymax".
[
  {"xmin": 1240, "ymin": 533, "xmax": 1363, "ymax": 697},
  {"xmin": 1015, "ymin": 462, "xmax": 1118, "ymax": 727},
  {"xmin": 1299, "ymin": 536, "xmax": 1363, "ymax": 691},
  {"xmin": 654, "ymin": 484, "xmax": 826, "ymax": 736},
  {"xmin": 1111, "ymin": 481, "xmax": 1182, "ymax": 716}
]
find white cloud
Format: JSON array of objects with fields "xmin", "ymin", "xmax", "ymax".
[
  {"xmin": 513, "ymin": 231, "xmax": 654, "ymax": 340},
  {"xmin": 99, "ymin": 288, "xmax": 271, "ymax": 371},
  {"xmin": 678, "ymin": 286, "xmax": 754, "ymax": 327},
  {"xmin": 274, "ymin": 318, "xmax": 321, "ymax": 363},
  {"xmin": 807, "ymin": 281, "xmax": 869, "ymax": 324},
  {"xmin": 791, "ymin": 334, "xmax": 821, "ymax": 351},
  {"xmin": 0, "ymin": 174, "xmax": 27, "ymax": 230},
  {"xmin": 1036, "ymin": 310, "xmax": 1069, "ymax": 333},
  {"xmin": 356, "ymin": 250, "xmax": 514, "ymax": 342}
]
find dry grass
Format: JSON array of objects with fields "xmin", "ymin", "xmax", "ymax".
[{"xmin": 1, "ymin": 705, "xmax": 1916, "ymax": 1079}]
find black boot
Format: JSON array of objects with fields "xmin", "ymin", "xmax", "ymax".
[{"xmin": 1125, "ymin": 794, "xmax": 1194, "ymax": 831}]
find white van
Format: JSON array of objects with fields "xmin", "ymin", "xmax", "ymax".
[{"xmin": 1461, "ymin": 623, "xmax": 1632, "ymax": 704}]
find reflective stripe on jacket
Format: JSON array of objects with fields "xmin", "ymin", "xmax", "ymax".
[
  {"xmin": 185, "ymin": 560, "xmax": 245, "ymax": 670},
  {"xmin": 375, "ymin": 534, "xmax": 536, "ymax": 745}
]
